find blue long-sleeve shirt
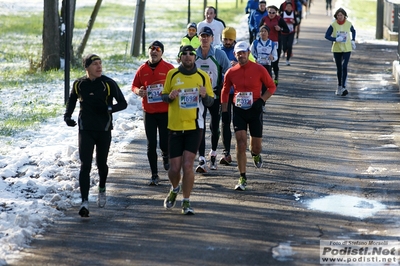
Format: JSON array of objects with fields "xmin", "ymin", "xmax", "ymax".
[{"xmin": 245, "ymin": 0, "xmax": 259, "ymax": 14}]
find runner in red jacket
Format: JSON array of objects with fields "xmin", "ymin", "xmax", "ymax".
[{"xmin": 221, "ymin": 41, "xmax": 276, "ymax": 191}]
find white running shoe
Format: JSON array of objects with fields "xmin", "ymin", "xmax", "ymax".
[
  {"xmin": 195, "ymin": 156, "xmax": 207, "ymax": 173},
  {"xmin": 335, "ymin": 86, "xmax": 343, "ymax": 95}
]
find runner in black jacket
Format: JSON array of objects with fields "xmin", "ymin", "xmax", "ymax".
[{"xmin": 64, "ymin": 54, "xmax": 127, "ymax": 217}]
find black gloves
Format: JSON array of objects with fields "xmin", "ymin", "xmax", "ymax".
[
  {"xmin": 221, "ymin": 112, "xmax": 229, "ymax": 125},
  {"xmin": 252, "ymin": 98, "xmax": 265, "ymax": 112},
  {"xmin": 64, "ymin": 117, "xmax": 77, "ymax": 127}
]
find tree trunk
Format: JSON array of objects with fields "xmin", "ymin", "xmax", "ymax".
[
  {"xmin": 42, "ymin": 0, "xmax": 60, "ymax": 71},
  {"xmin": 75, "ymin": 0, "xmax": 103, "ymax": 62}
]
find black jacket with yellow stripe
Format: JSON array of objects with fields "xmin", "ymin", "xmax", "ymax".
[{"xmin": 64, "ymin": 75, "xmax": 127, "ymax": 131}]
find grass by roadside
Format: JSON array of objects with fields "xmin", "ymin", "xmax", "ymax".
[
  {"xmin": 0, "ymin": 1, "xmax": 246, "ymax": 136},
  {"xmin": 338, "ymin": 0, "xmax": 376, "ymax": 30}
]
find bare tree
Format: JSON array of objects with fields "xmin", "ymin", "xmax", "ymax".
[
  {"xmin": 76, "ymin": 0, "xmax": 103, "ymax": 61},
  {"xmin": 41, "ymin": 0, "xmax": 60, "ymax": 71}
]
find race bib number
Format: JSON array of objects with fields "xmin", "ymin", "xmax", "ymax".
[
  {"xmin": 235, "ymin": 92, "xmax": 253, "ymax": 110},
  {"xmin": 146, "ymin": 84, "xmax": 163, "ymax": 103},
  {"xmin": 179, "ymin": 88, "xmax": 199, "ymax": 109},
  {"xmin": 336, "ymin": 31, "xmax": 347, "ymax": 42}
]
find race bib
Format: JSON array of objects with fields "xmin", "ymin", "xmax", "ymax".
[
  {"xmin": 336, "ymin": 31, "xmax": 347, "ymax": 42},
  {"xmin": 146, "ymin": 84, "xmax": 163, "ymax": 103},
  {"xmin": 179, "ymin": 88, "xmax": 199, "ymax": 109},
  {"xmin": 235, "ymin": 92, "xmax": 253, "ymax": 110}
]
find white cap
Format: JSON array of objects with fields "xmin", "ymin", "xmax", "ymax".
[{"xmin": 234, "ymin": 41, "xmax": 250, "ymax": 53}]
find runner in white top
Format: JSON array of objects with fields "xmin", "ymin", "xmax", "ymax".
[{"xmin": 197, "ymin": 6, "xmax": 225, "ymax": 46}]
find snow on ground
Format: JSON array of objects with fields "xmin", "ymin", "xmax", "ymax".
[{"xmin": 0, "ymin": 0, "xmax": 394, "ymax": 265}]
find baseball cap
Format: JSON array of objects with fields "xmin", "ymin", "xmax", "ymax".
[
  {"xmin": 234, "ymin": 41, "xmax": 250, "ymax": 53},
  {"xmin": 187, "ymin": 22, "xmax": 197, "ymax": 30},
  {"xmin": 148, "ymin": 40, "xmax": 164, "ymax": 53},
  {"xmin": 198, "ymin": 26, "xmax": 214, "ymax": 36},
  {"xmin": 179, "ymin": 45, "xmax": 197, "ymax": 57},
  {"xmin": 83, "ymin": 54, "xmax": 101, "ymax": 68}
]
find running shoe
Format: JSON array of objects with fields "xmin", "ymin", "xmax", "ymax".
[
  {"xmin": 181, "ymin": 200, "xmax": 195, "ymax": 215},
  {"xmin": 274, "ymin": 79, "xmax": 278, "ymax": 86},
  {"xmin": 234, "ymin": 176, "xmax": 247, "ymax": 191},
  {"xmin": 219, "ymin": 154, "xmax": 232, "ymax": 165},
  {"xmin": 149, "ymin": 175, "xmax": 160, "ymax": 186},
  {"xmin": 195, "ymin": 156, "xmax": 207, "ymax": 173},
  {"xmin": 97, "ymin": 187, "xmax": 106, "ymax": 208},
  {"xmin": 341, "ymin": 89, "xmax": 348, "ymax": 96},
  {"xmin": 164, "ymin": 185, "xmax": 181, "ymax": 209},
  {"xmin": 335, "ymin": 86, "xmax": 343, "ymax": 95},
  {"xmin": 162, "ymin": 155, "xmax": 169, "ymax": 171},
  {"xmin": 253, "ymin": 154, "xmax": 263, "ymax": 168},
  {"xmin": 209, "ymin": 150, "xmax": 217, "ymax": 170},
  {"xmin": 286, "ymin": 60, "xmax": 290, "ymax": 66},
  {"xmin": 79, "ymin": 200, "xmax": 89, "ymax": 217}
]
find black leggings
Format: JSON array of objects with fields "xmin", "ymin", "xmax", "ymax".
[
  {"xmin": 221, "ymin": 93, "xmax": 234, "ymax": 156},
  {"xmin": 144, "ymin": 111, "xmax": 168, "ymax": 176},
  {"xmin": 333, "ymin": 52, "xmax": 351, "ymax": 88},
  {"xmin": 272, "ymin": 39, "xmax": 282, "ymax": 80},
  {"xmin": 326, "ymin": 0, "xmax": 332, "ymax": 10},
  {"xmin": 282, "ymin": 33, "xmax": 295, "ymax": 60},
  {"xmin": 199, "ymin": 96, "xmax": 221, "ymax": 157},
  {"xmin": 79, "ymin": 130, "xmax": 111, "ymax": 201}
]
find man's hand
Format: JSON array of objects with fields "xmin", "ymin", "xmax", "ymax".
[
  {"xmin": 199, "ymin": 86, "xmax": 206, "ymax": 98},
  {"xmin": 252, "ymin": 98, "xmax": 265, "ymax": 112},
  {"xmin": 65, "ymin": 117, "xmax": 77, "ymax": 127},
  {"xmin": 169, "ymin": 89, "xmax": 180, "ymax": 100}
]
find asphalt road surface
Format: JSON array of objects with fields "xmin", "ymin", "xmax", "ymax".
[{"xmin": 15, "ymin": 1, "xmax": 399, "ymax": 265}]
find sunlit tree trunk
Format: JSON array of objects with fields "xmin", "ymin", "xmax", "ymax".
[{"xmin": 42, "ymin": 0, "xmax": 60, "ymax": 71}]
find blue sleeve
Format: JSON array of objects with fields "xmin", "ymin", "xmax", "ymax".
[
  {"xmin": 350, "ymin": 25, "xmax": 356, "ymax": 41},
  {"xmin": 324, "ymin": 25, "xmax": 336, "ymax": 42},
  {"xmin": 249, "ymin": 11, "xmax": 255, "ymax": 31},
  {"xmin": 216, "ymin": 50, "xmax": 231, "ymax": 74}
]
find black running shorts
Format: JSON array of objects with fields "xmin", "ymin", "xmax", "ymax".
[
  {"xmin": 233, "ymin": 106, "xmax": 263, "ymax": 138},
  {"xmin": 168, "ymin": 129, "xmax": 203, "ymax": 159}
]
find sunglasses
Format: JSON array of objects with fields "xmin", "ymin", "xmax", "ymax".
[
  {"xmin": 269, "ymin": 11, "xmax": 276, "ymax": 14},
  {"xmin": 149, "ymin": 46, "xmax": 162, "ymax": 52},
  {"xmin": 188, "ymin": 28, "xmax": 196, "ymax": 33},
  {"xmin": 181, "ymin": 52, "xmax": 195, "ymax": 56}
]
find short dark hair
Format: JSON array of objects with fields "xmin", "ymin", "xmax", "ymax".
[{"xmin": 334, "ymin": 8, "xmax": 348, "ymax": 19}]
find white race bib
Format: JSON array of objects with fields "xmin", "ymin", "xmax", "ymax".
[
  {"xmin": 235, "ymin": 92, "xmax": 253, "ymax": 110},
  {"xmin": 179, "ymin": 88, "xmax": 199, "ymax": 109},
  {"xmin": 146, "ymin": 84, "xmax": 163, "ymax": 103}
]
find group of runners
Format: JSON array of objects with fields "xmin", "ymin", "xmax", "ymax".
[{"xmin": 66, "ymin": 0, "xmax": 356, "ymax": 217}]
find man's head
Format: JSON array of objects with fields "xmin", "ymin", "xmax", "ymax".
[
  {"xmin": 259, "ymin": 0, "xmax": 267, "ymax": 11},
  {"xmin": 187, "ymin": 22, "xmax": 197, "ymax": 37},
  {"xmin": 148, "ymin": 40, "xmax": 164, "ymax": 63},
  {"xmin": 199, "ymin": 26, "xmax": 214, "ymax": 48},
  {"xmin": 83, "ymin": 54, "xmax": 102, "ymax": 79},
  {"xmin": 233, "ymin": 41, "xmax": 250, "ymax": 65},
  {"xmin": 179, "ymin": 45, "xmax": 197, "ymax": 69},
  {"xmin": 285, "ymin": 2, "xmax": 293, "ymax": 12},
  {"xmin": 222, "ymin": 27, "xmax": 236, "ymax": 48},
  {"xmin": 204, "ymin": 6, "xmax": 217, "ymax": 23}
]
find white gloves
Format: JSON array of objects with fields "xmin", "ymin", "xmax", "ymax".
[
  {"xmin": 351, "ymin": 40, "xmax": 356, "ymax": 50},
  {"xmin": 335, "ymin": 36, "xmax": 344, "ymax": 42}
]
